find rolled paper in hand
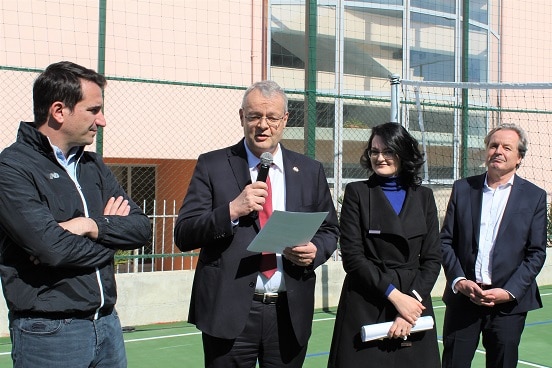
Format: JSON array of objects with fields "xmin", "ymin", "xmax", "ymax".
[{"xmin": 360, "ymin": 316, "xmax": 434, "ymax": 342}]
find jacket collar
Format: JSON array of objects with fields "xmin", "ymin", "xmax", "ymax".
[
  {"xmin": 17, "ymin": 121, "xmax": 85, "ymax": 162},
  {"xmin": 366, "ymin": 175, "xmax": 428, "ymax": 240}
]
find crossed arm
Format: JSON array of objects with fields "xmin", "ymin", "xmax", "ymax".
[
  {"xmin": 59, "ymin": 196, "xmax": 130, "ymax": 239},
  {"xmin": 29, "ymin": 196, "xmax": 131, "ymax": 265}
]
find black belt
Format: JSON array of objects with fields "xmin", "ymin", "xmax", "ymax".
[
  {"xmin": 12, "ymin": 306, "xmax": 113, "ymax": 321},
  {"xmin": 253, "ymin": 292, "xmax": 285, "ymax": 304},
  {"xmin": 476, "ymin": 283, "xmax": 493, "ymax": 290}
]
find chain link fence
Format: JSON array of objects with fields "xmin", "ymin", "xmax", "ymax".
[{"xmin": 2, "ymin": 1, "xmax": 551, "ymax": 271}]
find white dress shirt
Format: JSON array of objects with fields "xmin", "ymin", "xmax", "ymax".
[
  {"xmin": 475, "ymin": 174, "xmax": 513, "ymax": 285},
  {"xmin": 244, "ymin": 142, "xmax": 287, "ymax": 293},
  {"xmin": 451, "ymin": 173, "xmax": 514, "ymax": 292}
]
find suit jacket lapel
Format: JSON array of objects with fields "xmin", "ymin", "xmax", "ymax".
[
  {"xmin": 495, "ymin": 174, "xmax": 524, "ymax": 243},
  {"xmin": 398, "ymin": 187, "xmax": 428, "ymax": 239},
  {"xmin": 372, "ymin": 186, "xmax": 429, "ymax": 240},
  {"xmin": 228, "ymin": 140, "xmax": 260, "ymax": 229},
  {"xmin": 228, "ymin": 140, "xmax": 252, "ymax": 192},
  {"xmin": 282, "ymin": 147, "xmax": 301, "ymax": 211},
  {"xmin": 367, "ymin": 184, "xmax": 397, "ymax": 234},
  {"xmin": 469, "ymin": 174, "xmax": 485, "ymax": 253}
]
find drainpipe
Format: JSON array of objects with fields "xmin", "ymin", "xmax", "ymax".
[
  {"xmin": 96, "ymin": 0, "xmax": 107, "ymax": 156},
  {"xmin": 304, "ymin": 0, "xmax": 317, "ymax": 158}
]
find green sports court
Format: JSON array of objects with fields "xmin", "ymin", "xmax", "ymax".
[{"xmin": 1, "ymin": 285, "xmax": 549, "ymax": 367}]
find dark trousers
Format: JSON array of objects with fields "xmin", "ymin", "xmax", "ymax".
[
  {"xmin": 442, "ymin": 300, "xmax": 526, "ymax": 368},
  {"xmin": 202, "ymin": 294, "xmax": 307, "ymax": 368}
]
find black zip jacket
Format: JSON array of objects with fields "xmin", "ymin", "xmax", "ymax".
[{"xmin": 0, "ymin": 122, "xmax": 151, "ymax": 316}]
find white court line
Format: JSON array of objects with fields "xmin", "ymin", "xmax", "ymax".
[
  {"xmin": 434, "ymin": 292, "xmax": 552, "ymax": 368},
  {"xmin": 123, "ymin": 317, "xmax": 335, "ymax": 344},
  {"xmin": 462, "ymin": 345, "xmax": 549, "ymax": 368},
  {"xmin": 124, "ymin": 331, "xmax": 201, "ymax": 343},
  {"xmin": 120, "ymin": 322, "xmax": 551, "ymax": 368},
  {"xmin": 2, "ymin": 293, "xmax": 552, "ymax": 361},
  {"xmin": 120, "ymin": 315, "xmax": 342, "ymax": 344}
]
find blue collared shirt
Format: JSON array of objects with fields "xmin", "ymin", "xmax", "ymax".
[{"xmin": 50, "ymin": 141, "xmax": 89, "ymax": 217}]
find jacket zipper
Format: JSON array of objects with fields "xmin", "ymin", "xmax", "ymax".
[{"xmin": 57, "ymin": 151, "xmax": 106, "ymax": 320}]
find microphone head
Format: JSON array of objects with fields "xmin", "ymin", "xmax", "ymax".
[{"xmin": 260, "ymin": 152, "xmax": 274, "ymax": 166}]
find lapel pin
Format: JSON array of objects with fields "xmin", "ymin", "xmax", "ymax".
[{"xmin": 293, "ymin": 166, "xmax": 299, "ymax": 172}]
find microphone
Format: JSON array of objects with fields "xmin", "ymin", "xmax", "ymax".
[{"xmin": 257, "ymin": 152, "xmax": 273, "ymax": 182}]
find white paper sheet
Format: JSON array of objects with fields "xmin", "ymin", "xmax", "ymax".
[
  {"xmin": 246, "ymin": 210, "xmax": 328, "ymax": 253},
  {"xmin": 360, "ymin": 316, "xmax": 434, "ymax": 342}
]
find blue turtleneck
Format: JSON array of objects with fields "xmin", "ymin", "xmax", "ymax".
[{"xmin": 376, "ymin": 175, "xmax": 406, "ymax": 215}]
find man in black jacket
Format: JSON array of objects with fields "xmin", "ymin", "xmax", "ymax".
[{"xmin": 0, "ymin": 61, "xmax": 152, "ymax": 367}]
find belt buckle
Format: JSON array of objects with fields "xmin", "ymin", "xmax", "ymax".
[{"xmin": 263, "ymin": 292, "xmax": 278, "ymax": 304}]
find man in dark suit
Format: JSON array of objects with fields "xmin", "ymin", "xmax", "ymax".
[
  {"xmin": 440, "ymin": 123, "xmax": 547, "ymax": 368},
  {"xmin": 174, "ymin": 80, "xmax": 339, "ymax": 367}
]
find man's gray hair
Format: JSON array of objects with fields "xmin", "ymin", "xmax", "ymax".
[{"xmin": 241, "ymin": 80, "xmax": 288, "ymax": 112}]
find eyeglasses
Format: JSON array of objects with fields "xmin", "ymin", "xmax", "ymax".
[
  {"xmin": 368, "ymin": 149, "xmax": 396, "ymax": 159},
  {"xmin": 244, "ymin": 115, "xmax": 285, "ymax": 129}
]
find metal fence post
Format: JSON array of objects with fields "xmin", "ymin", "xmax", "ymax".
[{"xmin": 389, "ymin": 73, "xmax": 401, "ymax": 123}]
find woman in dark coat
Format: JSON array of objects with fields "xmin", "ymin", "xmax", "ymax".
[{"xmin": 328, "ymin": 122, "xmax": 441, "ymax": 368}]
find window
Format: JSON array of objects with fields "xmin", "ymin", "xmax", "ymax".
[
  {"xmin": 108, "ymin": 165, "xmax": 156, "ymax": 215},
  {"xmin": 411, "ymin": 0, "xmax": 455, "ymax": 14},
  {"xmin": 410, "ymin": 12, "xmax": 456, "ymax": 82},
  {"xmin": 108, "ymin": 165, "xmax": 156, "ymax": 254}
]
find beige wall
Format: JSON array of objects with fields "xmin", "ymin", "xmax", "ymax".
[
  {"xmin": 501, "ymin": 0, "xmax": 552, "ymax": 83},
  {"xmin": 0, "ymin": 0, "xmax": 264, "ymax": 82},
  {"xmin": 0, "ymin": 0, "xmax": 264, "ymax": 159},
  {"xmin": 499, "ymin": 0, "xmax": 552, "ymax": 194},
  {"xmin": 2, "ymin": 1, "xmax": 552, "ymax": 164}
]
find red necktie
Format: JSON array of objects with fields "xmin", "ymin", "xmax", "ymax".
[{"xmin": 258, "ymin": 173, "xmax": 277, "ymax": 278}]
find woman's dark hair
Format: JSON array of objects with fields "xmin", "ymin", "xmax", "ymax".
[
  {"xmin": 33, "ymin": 61, "xmax": 107, "ymax": 126},
  {"xmin": 360, "ymin": 122, "xmax": 425, "ymax": 187}
]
